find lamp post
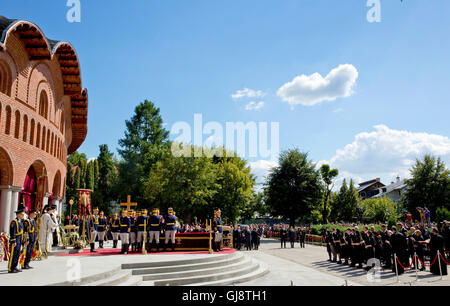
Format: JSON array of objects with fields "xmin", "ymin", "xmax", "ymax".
[{"xmin": 69, "ymin": 199, "xmax": 74, "ymax": 225}]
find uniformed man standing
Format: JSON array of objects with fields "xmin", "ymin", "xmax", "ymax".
[
  {"xmin": 148, "ymin": 208, "xmax": 162, "ymax": 252},
  {"xmin": 129, "ymin": 211, "xmax": 137, "ymax": 253},
  {"xmin": 212, "ymin": 208, "xmax": 223, "ymax": 252},
  {"xmin": 8, "ymin": 208, "xmax": 25, "ymax": 273},
  {"xmin": 137, "ymin": 209, "xmax": 149, "ymax": 252},
  {"xmin": 164, "ymin": 207, "xmax": 177, "ymax": 252},
  {"xmin": 119, "ymin": 209, "xmax": 131, "ymax": 254},
  {"xmin": 23, "ymin": 210, "xmax": 37, "ymax": 269},
  {"xmin": 97, "ymin": 211, "xmax": 108, "ymax": 249},
  {"xmin": 110, "ymin": 213, "xmax": 120, "ymax": 248},
  {"xmin": 88, "ymin": 208, "xmax": 100, "ymax": 252}
]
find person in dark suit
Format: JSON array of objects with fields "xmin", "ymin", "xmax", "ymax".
[
  {"xmin": 245, "ymin": 226, "xmax": 252, "ymax": 250},
  {"xmin": 390, "ymin": 226, "xmax": 407, "ymax": 275},
  {"xmin": 289, "ymin": 226, "xmax": 296, "ymax": 248},
  {"xmin": 428, "ymin": 228, "xmax": 448, "ymax": 276},
  {"xmin": 280, "ymin": 225, "xmax": 287, "ymax": 248}
]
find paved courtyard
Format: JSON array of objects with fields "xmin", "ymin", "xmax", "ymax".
[{"xmin": 239, "ymin": 238, "xmax": 449, "ymax": 286}]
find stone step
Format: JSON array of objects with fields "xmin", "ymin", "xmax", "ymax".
[
  {"xmin": 86, "ymin": 270, "xmax": 132, "ymax": 286},
  {"xmin": 186, "ymin": 262, "xmax": 270, "ymax": 286},
  {"xmin": 118, "ymin": 276, "xmax": 143, "ymax": 286},
  {"xmin": 49, "ymin": 266, "xmax": 122, "ymax": 286},
  {"xmin": 152, "ymin": 261, "xmax": 261, "ymax": 286},
  {"xmin": 122, "ymin": 252, "xmax": 238, "ymax": 269},
  {"xmin": 142, "ymin": 257, "xmax": 252, "ymax": 281},
  {"xmin": 132, "ymin": 253, "xmax": 245, "ymax": 276}
]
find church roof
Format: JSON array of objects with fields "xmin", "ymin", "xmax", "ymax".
[{"xmin": 0, "ymin": 15, "xmax": 88, "ymax": 154}]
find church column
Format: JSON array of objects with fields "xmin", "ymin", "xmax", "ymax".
[
  {"xmin": 0, "ymin": 186, "xmax": 12, "ymax": 233},
  {"xmin": 43, "ymin": 192, "xmax": 51, "ymax": 207},
  {"xmin": 9, "ymin": 187, "xmax": 23, "ymax": 223}
]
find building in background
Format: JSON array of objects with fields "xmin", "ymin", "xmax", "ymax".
[
  {"xmin": 357, "ymin": 178, "xmax": 385, "ymax": 199},
  {"xmin": 0, "ymin": 16, "xmax": 88, "ymax": 232}
]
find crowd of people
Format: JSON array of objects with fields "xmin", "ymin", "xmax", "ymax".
[
  {"xmin": 231, "ymin": 224, "xmax": 265, "ymax": 251},
  {"xmin": 267, "ymin": 220, "xmax": 449, "ymax": 277}
]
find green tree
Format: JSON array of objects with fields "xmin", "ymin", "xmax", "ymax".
[
  {"xmin": 403, "ymin": 155, "xmax": 450, "ymax": 218},
  {"xmin": 319, "ymin": 164, "xmax": 339, "ymax": 224},
  {"xmin": 117, "ymin": 100, "xmax": 170, "ymax": 205},
  {"xmin": 359, "ymin": 196, "xmax": 400, "ymax": 225},
  {"xmin": 93, "ymin": 144, "xmax": 119, "ymax": 214},
  {"xmin": 265, "ymin": 149, "xmax": 323, "ymax": 226},
  {"xmin": 329, "ymin": 179, "xmax": 360, "ymax": 222}
]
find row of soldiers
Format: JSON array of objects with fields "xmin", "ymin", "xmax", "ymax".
[
  {"xmin": 324, "ymin": 223, "xmax": 448, "ymax": 276},
  {"xmin": 7, "ymin": 208, "xmax": 37, "ymax": 273},
  {"xmin": 84, "ymin": 207, "xmax": 224, "ymax": 253},
  {"xmin": 85, "ymin": 207, "xmax": 178, "ymax": 254}
]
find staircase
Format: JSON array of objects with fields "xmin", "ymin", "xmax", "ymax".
[{"xmin": 83, "ymin": 252, "xmax": 268, "ymax": 286}]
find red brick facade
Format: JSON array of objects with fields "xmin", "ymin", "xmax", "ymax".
[{"xmin": 0, "ymin": 16, "xmax": 88, "ymax": 232}]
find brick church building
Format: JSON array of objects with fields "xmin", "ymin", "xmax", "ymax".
[{"xmin": 0, "ymin": 16, "xmax": 88, "ymax": 232}]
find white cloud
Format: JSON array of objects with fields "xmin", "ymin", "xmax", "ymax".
[
  {"xmin": 249, "ymin": 159, "xmax": 278, "ymax": 189},
  {"xmin": 231, "ymin": 88, "xmax": 266, "ymax": 100},
  {"xmin": 277, "ymin": 64, "xmax": 358, "ymax": 106},
  {"xmin": 325, "ymin": 125, "xmax": 450, "ymax": 185},
  {"xmin": 245, "ymin": 101, "xmax": 265, "ymax": 111}
]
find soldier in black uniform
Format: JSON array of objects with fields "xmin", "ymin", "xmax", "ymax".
[
  {"xmin": 212, "ymin": 208, "xmax": 223, "ymax": 252},
  {"xmin": 351, "ymin": 227, "xmax": 363, "ymax": 268},
  {"xmin": 23, "ymin": 210, "xmax": 37, "ymax": 269},
  {"xmin": 148, "ymin": 208, "xmax": 162, "ymax": 252},
  {"xmin": 119, "ymin": 210, "xmax": 131, "ymax": 254},
  {"xmin": 333, "ymin": 228, "xmax": 342, "ymax": 264},
  {"xmin": 97, "ymin": 211, "xmax": 108, "ymax": 249},
  {"xmin": 280, "ymin": 225, "xmax": 287, "ymax": 249},
  {"xmin": 390, "ymin": 226, "xmax": 407, "ymax": 275},
  {"xmin": 137, "ymin": 209, "xmax": 149, "ymax": 252},
  {"xmin": 429, "ymin": 228, "xmax": 448, "ymax": 276},
  {"xmin": 110, "ymin": 213, "xmax": 120, "ymax": 248},
  {"xmin": 8, "ymin": 208, "xmax": 25, "ymax": 273},
  {"xmin": 164, "ymin": 207, "xmax": 177, "ymax": 252}
]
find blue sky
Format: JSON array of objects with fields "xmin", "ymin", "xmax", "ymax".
[{"xmin": 3, "ymin": 0, "xmax": 450, "ymax": 186}]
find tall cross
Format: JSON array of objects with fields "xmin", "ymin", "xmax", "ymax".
[{"xmin": 120, "ymin": 195, "xmax": 137, "ymax": 211}]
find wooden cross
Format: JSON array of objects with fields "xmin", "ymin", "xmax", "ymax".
[{"xmin": 120, "ymin": 195, "xmax": 137, "ymax": 211}]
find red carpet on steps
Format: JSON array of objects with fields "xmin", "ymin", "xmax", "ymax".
[{"xmin": 57, "ymin": 248, "xmax": 236, "ymax": 257}]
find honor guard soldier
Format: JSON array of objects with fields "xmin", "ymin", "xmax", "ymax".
[
  {"xmin": 23, "ymin": 210, "xmax": 37, "ymax": 269},
  {"xmin": 137, "ymin": 209, "xmax": 149, "ymax": 252},
  {"xmin": 88, "ymin": 208, "xmax": 100, "ymax": 253},
  {"xmin": 119, "ymin": 210, "xmax": 131, "ymax": 254},
  {"xmin": 8, "ymin": 208, "xmax": 25, "ymax": 273},
  {"xmin": 129, "ymin": 211, "xmax": 137, "ymax": 252},
  {"xmin": 97, "ymin": 212, "xmax": 108, "ymax": 249},
  {"xmin": 165, "ymin": 208, "xmax": 177, "ymax": 251},
  {"xmin": 110, "ymin": 213, "xmax": 120, "ymax": 248},
  {"xmin": 212, "ymin": 208, "xmax": 223, "ymax": 252},
  {"xmin": 149, "ymin": 208, "xmax": 162, "ymax": 252}
]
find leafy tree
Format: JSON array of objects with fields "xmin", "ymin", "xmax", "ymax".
[
  {"xmin": 329, "ymin": 179, "xmax": 360, "ymax": 222},
  {"xmin": 211, "ymin": 155, "xmax": 254, "ymax": 223},
  {"xmin": 403, "ymin": 155, "xmax": 450, "ymax": 218},
  {"xmin": 117, "ymin": 100, "xmax": 170, "ymax": 206},
  {"xmin": 93, "ymin": 144, "xmax": 119, "ymax": 214},
  {"xmin": 144, "ymin": 146, "xmax": 217, "ymax": 223},
  {"xmin": 265, "ymin": 149, "xmax": 323, "ymax": 226},
  {"xmin": 320, "ymin": 164, "xmax": 339, "ymax": 224},
  {"xmin": 359, "ymin": 196, "xmax": 400, "ymax": 225}
]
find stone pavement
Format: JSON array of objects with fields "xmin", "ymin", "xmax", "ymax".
[
  {"xmin": 239, "ymin": 238, "xmax": 449, "ymax": 286},
  {"xmin": 0, "ymin": 240, "xmax": 226, "ymax": 286}
]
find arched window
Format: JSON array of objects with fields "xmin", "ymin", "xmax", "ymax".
[
  {"xmin": 5, "ymin": 106, "xmax": 11, "ymax": 135},
  {"xmin": 36, "ymin": 123, "xmax": 41, "ymax": 148},
  {"xmin": 39, "ymin": 91, "xmax": 49, "ymax": 119},
  {"xmin": 14, "ymin": 110, "xmax": 20, "ymax": 139},
  {"xmin": 30, "ymin": 119, "xmax": 35, "ymax": 145},
  {"xmin": 60, "ymin": 112, "xmax": 64, "ymax": 134},
  {"xmin": 41, "ymin": 126, "xmax": 46, "ymax": 150},
  {"xmin": 0, "ymin": 61, "xmax": 11, "ymax": 96},
  {"xmin": 46, "ymin": 129, "xmax": 50, "ymax": 153},
  {"xmin": 22, "ymin": 115, "xmax": 28, "ymax": 142}
]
